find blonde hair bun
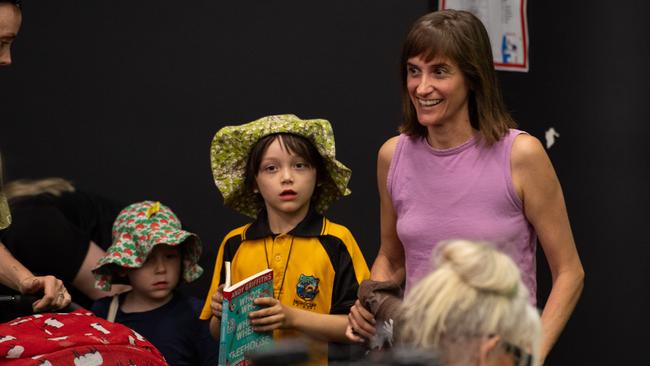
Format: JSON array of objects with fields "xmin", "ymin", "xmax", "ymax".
[{"xmin": 399, "ymin": 239, "xmax": 541, "ymax": 366}]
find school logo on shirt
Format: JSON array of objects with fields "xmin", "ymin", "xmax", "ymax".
[{"xmin": 296, "ymin": 274, "xmax": 319, "ymax": 302}]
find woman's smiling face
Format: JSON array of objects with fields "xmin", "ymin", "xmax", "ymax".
[{"xmin": 406, "ymin": 54, "xmax": 470, "ymax": 129}]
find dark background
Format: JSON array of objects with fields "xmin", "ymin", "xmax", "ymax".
[{"xmin": 1, "ymin": 1, "xmax": 648, "ymax": 364}]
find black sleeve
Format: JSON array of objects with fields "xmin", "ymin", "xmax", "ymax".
[
  {"xmin": 1, "ymin": 202, "xmax": 91, "ymax": 283},
  {"xmin": 320, "ymin": 236, "xmax": 360, "ymax": 315}
]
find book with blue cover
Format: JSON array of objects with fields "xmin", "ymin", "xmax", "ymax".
[{"xmin": 219, "ymin": 263, "xmax": 274, "ymax": 366}]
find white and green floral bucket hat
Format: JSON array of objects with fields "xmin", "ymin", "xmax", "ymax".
[
  {"xmin": 92, "ymin": 201, "xmax": 203, "ymax": 291},
  {"xmin": 211, "ymin": 114, "xmax": 352, "ymax": 218}
]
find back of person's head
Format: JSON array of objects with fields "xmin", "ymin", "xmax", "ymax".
[
  {"xmin": 399, "ymin": 9, "xmax": 515, "ymax": 144},
  {"xmin": 399, "ymin": 239, "xmax": 541, "ymax": 366},
  {"xmin": 3, "ymin": 177, "xmax": 75, "ymax": 201}
]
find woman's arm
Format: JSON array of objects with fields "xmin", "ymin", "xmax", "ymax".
[
  {"xmin": 0, "ymin": 242, "xmax": 33, "ymax": 291},
  {"xmin": 511, "ymin": 134, "xmax": 585, "ymax": 362},
  {"xmin": 347, "ymin": 137, "xmax": 406, "ymax": 342},
  {"xmin": 371, "ymin": 136, "xmax": 406, "ymax": 284},
  {"xmin": 0, "ymin": 242, "xmax": 71, "ymax": 311}
]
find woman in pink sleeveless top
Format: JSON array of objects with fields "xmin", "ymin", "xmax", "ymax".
[{"xmin": 346, "ymin": 10, "xmax": 584, "ymax": 364}]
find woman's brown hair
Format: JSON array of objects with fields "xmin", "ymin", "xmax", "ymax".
[{"xmin": 399, "ymin": 9, "xmax": 516, "ymax": 144}]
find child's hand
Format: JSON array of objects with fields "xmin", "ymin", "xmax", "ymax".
[
  {"xmin": 249, "ymin": 297, "xmax": 292, "ymax": 332},
  {"xmin": 210, "ymin": 284, "xmax": 225, "ymax": 320}
]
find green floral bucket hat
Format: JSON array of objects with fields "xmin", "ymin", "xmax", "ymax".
[
  {"xmin": 211, "ymin": 114, "xmax": 352, "ymax": 218},
  {"xmin": 92, "ymin": 201, "xmax": 203, "ymax": 291}
]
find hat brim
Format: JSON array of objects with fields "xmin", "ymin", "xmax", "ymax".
[
  {"xmin": 93, "ymin": 231, "xmax": 204, "ymax": 291},
  {"xmin": 211, "ymin": 114, "xmax": 352, "ymax": 218}
]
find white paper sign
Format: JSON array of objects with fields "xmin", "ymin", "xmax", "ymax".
[{"xmin": 440, "ymin": 0, "xmax": 529, "ymax": 72}]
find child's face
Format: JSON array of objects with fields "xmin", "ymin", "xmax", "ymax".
[
  {"xmin": 126, "ymin": 244, "xmax": 181, "ymax": 302},
  {"xmin": 255, "ymin": 137, "xmax": 317, "ymax": 223}
]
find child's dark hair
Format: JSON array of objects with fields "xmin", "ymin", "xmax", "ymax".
[{"xmin": 245, "ymin": 133, "xmax": 327, "ymax": 200}]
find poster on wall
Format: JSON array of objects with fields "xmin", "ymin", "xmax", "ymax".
[{"xmin": 439, "ymin": 0, "xmax": 529, "ymax": 72}]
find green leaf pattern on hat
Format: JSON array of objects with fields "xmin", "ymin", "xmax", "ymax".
[
  {"xmin": 0, "ymin": 193, "xmax": 11, "ymax": 230},
  {"xmin": 93, "ymin": 201, "xmax": 203, "ymax": 291},
  {"xmin": 211, "ymin": 114, "xmax": 352, "ymax": 218}
]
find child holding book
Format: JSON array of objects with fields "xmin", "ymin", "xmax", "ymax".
[
  {"xmin": 91, "ymin": 201, "xmax": 219, "ymax": 366},
  {"xmin": 200, "ymin": 114, "xmax": 370, "ymax": 364}
]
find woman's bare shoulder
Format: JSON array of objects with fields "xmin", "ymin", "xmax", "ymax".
[{"xmin": 378, "ymin": 135, "xmax": 401, "ymax": 165}]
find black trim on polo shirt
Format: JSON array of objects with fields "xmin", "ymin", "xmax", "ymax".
[
  {"xmin": 288, "ymin": 209, "xmax": 324, "ymax": 237},
  {"xmin": 245, "ymin": 208, "xmax": 324, "ymax": 240},
  {"xmin": 244, "ymin": 210, "xmax": 274, "ymax": 240},
  {"xmin": 319, "ymin": 235, "xmax": 361, "ymax": 314}
]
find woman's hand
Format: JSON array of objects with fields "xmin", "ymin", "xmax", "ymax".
[
  {"xmin": 19, "ymin": 275, "xmax": 71, "ymax": 312},
  {"xmin": 249, "ymin": 297, "xmax": 292, "ymax": 332},
  {"xmin": 211, "ymin": 284, "xmax": 225, "ymax": 320},
  {"xmin": 345, "ymin": 299, "xmax": 376, "ymax": 343}
]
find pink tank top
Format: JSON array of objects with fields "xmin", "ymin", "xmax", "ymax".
[{"xmin": 387, "ymin": 129, "xmax": 537, "ymax": 303}]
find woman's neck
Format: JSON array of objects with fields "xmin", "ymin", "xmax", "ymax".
[
  {"xmin": 425, "ymin": 121, "xmax": 475, "ymax": 149},
  {"xmin": 121, "ymin": 290, "xmax": 174, "ymax": 313}
]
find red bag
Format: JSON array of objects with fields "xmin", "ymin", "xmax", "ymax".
[{"xmin": 0, "ymin": 309, "xmax": 168, "ymax": 365}]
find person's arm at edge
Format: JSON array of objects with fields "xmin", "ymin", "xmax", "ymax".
[
  {"xmin": 511, "ymin": 134, "xmax": 585, "ymax": 363},
  {"xmin": 0, "ymin": 242, "xmax": 71, "ymax": 311},
  {"xmin": 0, "ymin": 242, "xmax": 34, "ymax": 292}
]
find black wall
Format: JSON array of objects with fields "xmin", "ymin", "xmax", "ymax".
[
  {"xmin": 1, "ymin": 1, "xmax": 648, "ymax": 364},
  {"xmin": 498, "ymin": 1, "xmax": 650, "ymax": 365}
]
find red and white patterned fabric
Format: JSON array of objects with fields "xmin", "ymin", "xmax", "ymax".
[{"xmin": 0, "ymin": 309, "xmax": 168, "ymax": 365}]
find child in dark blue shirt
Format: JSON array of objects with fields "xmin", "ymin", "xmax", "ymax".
[{"xmin": 91, "ymin": 201, "xmax": 218, "ymax": 366}]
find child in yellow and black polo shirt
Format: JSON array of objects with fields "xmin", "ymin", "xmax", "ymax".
[{"xmin": 200, "ymin": 115, "xmax": 370, "ymax": 365}]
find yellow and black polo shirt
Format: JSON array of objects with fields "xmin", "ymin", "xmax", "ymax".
[{"xmin": 200, "ymin": 208, "xmax": 370, "ymax": 322}]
